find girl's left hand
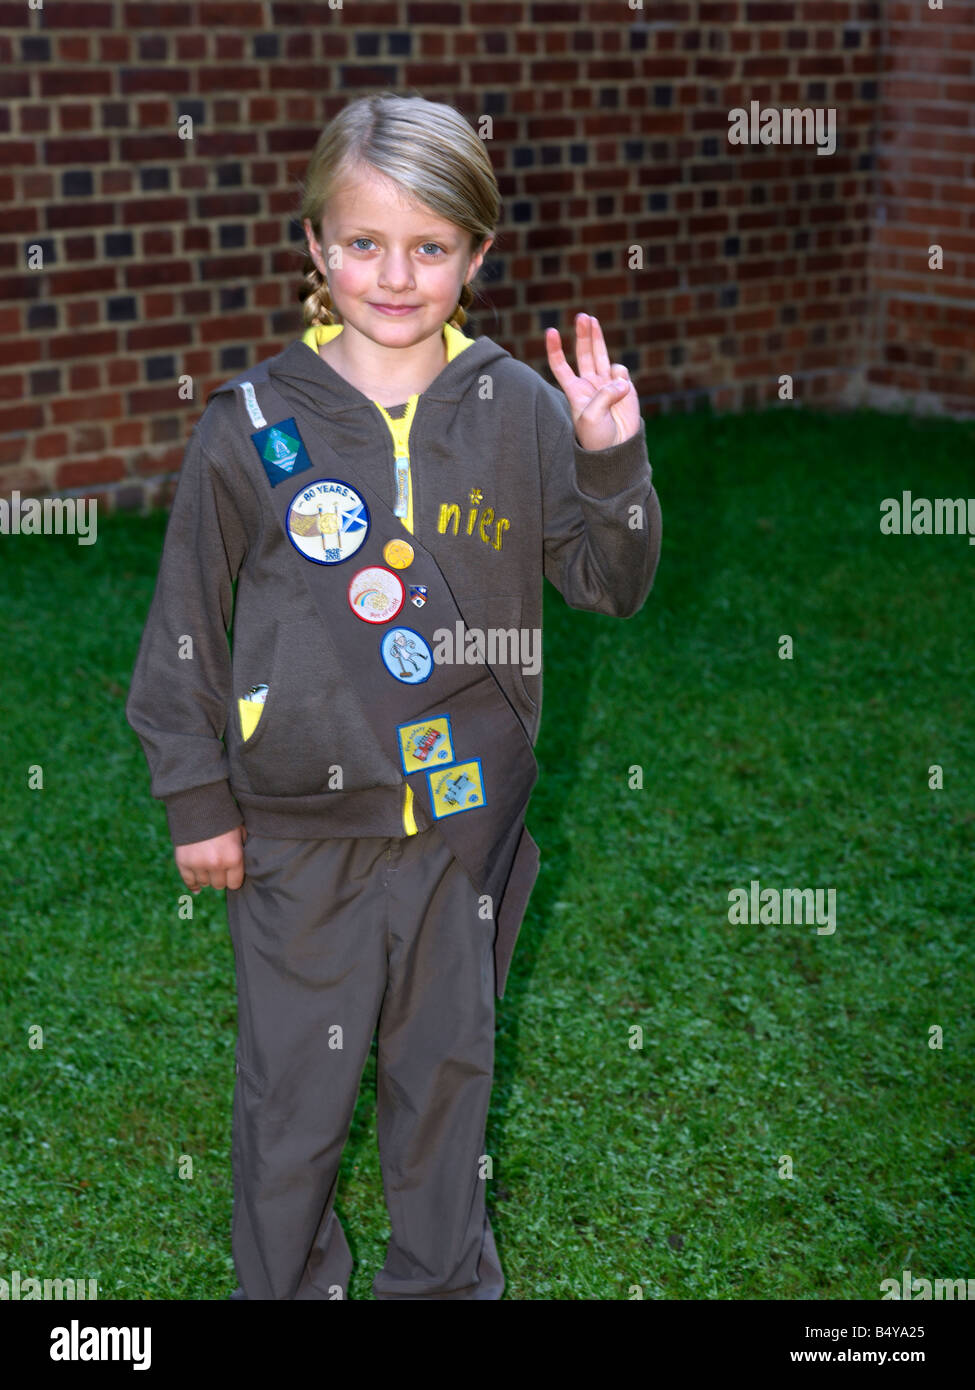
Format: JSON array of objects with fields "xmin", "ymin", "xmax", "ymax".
[{"xmin": 545, "ymin": 313, "xmax": 641, "ymax": 452}]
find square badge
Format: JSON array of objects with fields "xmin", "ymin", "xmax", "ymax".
[
  {"xmin": 426, "ymin": 758, "xmax": 486, "ymax": 819},
  {"xmin": 396, "ymin": 714, "xmax": 454, "ymax": 775},
  {"xmin": 251, "ymin": 417, "xmax": 313, "ymax": 488}
]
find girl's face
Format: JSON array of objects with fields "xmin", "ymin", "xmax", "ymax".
[{"xmin": 303, "ymin": 162, "xmax": 493, "ymax": 353}]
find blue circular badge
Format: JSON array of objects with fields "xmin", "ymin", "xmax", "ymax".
[
  {"xmin": 286, "ymin": 478, "xmax": 370, "ymax": 565},
  {"xmin": 380, "ymin": 626, "xmax": 433, "ymax": 684}
]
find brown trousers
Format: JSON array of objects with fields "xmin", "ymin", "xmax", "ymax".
[{"xmin": 224, "ymin": 823, "xmax": 504, "ymax": 1300}]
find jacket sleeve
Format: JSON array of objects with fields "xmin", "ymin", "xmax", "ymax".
[
  {"xmin": 537, "ymin": 381, "xmax": 662, "ymax": 618},
  {"xmin": 125, "ymin": 417, "xmax": 250, "ymax": 847}
]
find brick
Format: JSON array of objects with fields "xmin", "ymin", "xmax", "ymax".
[
  {"xmin": 41, "ymin": 138, "xmax": 112, "ymax": 164},
  {"xmin": 56, "ymin": 456, "xmax": 126, "ymax": 488},
  {"xmin": 200, "ymin": 1, "xmax": 263, "ymax": 22},
  {"xmin": 407, "ymin": 3, "xmax": 463, "ymax": 21},
  {"xmin": 0, "ymin": 402, "xmax": 44, "ymax": 432},
  {"xmin": 51, "ymin": 394, "xmax": 123, "ymax": 425},
  {"xmin": 40, "ymin": 71, "xmax": 113, "ymax": 98},
  {"xmin": 0, "ymin": 462, "xmax": 50, "ymax": 491}
]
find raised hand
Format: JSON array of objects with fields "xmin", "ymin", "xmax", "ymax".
[{"xmin": 545, "ymin": 313, "xmax": 641, "ymax": 452}]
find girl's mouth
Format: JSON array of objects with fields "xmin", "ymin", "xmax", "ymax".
[{"xmin": 370, "ymin": 304, "xmax": 419, "ymax": 316}]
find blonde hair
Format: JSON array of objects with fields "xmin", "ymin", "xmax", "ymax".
[{"xmin": 296, "ymin": 92, "xmax": 501, "ymax": 331}]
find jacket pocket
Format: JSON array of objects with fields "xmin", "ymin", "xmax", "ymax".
[
  {"xmin": 228, "ymin": 611, "xmax": 399, "ymax": 797},
  {"xmin": 230, "ymin": 628, "xmax": 279, "ymax": 757},
  {"xmin": 238, "ymin": 684, "xmax": 270, "ymax": 743}
]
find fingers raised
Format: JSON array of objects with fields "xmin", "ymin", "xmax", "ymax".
[
  {"xmin": 572, "ymin": 313, "xmax": 612, "ymax": 381},
  {"xmin": 545, "ymin": 326, "xmax": 579, "ymax": 395},
  {"xmin": 586, "ymin": 314, "xmax": 612, "ymax": 378},
  {"xmin": 574, "ymin": 313, "xmax": 595, "ymax": 379}
]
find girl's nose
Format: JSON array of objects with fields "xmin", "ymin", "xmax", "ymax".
[{"xmin": 377, "ymin": 253, "xmax": 414, "ymax": 290}]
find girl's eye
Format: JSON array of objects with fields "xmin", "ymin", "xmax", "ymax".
[{"xmin": 349, "ymin": 238, "xmax": 445, "ymax": 256}]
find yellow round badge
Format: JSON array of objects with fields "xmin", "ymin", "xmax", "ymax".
[{"xmin": 383, "ymin": 538, "xmax": 415, "ymax": 569}]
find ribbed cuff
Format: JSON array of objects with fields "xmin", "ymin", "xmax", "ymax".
[
  {"xmin": 572, "ymin": 428, "xmax": 651, "ymax": 500},
  {"xmin": 163, "ymin": 781, "xmax": 243, "ymax": 847}
]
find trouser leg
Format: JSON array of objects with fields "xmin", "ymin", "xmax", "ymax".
[
  {"xmin": 372, "ymin": 827, "xmax": 503, "ymax": 1300},
  {"xmin": 225, "ymin": 831, "xmax": 389, "ymax": 1300}
]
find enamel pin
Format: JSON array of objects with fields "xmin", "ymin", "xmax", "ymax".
[
  {"xmin": 379, "ymin": 626, "xmax": 433, "ymax": 684},
  {"xmin": 396, "ymin": 714, "xmax": 455, "ymax": 774},
  {"xmin": 286, "ymin": 478, "xmax": 370, "ymax": 565},
  {"xmin": 426, "ymin": 759, "xmax": 486, "ymax": 818},
  {"xmin": 409, "ymin": 584, "xmax": 427, "ymax": 608},
  {"xmin": 383, "ymin": 538, "xmax": 415, "ymax": 569},
  {"xmin": 348, "ymin": 566, "xmax": 405, "ymax": 624}
]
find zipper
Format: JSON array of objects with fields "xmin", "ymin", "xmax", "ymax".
[
  {"xmin": 374, "ymin": 397, "xmax": 419, "ymax": 534},
  {"xmin": 372, "ymin": 397, "xmax": 420, "ymax": 836}
]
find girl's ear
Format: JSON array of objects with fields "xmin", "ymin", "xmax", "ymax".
[
  {"xmin": 466, "ymin": 235, "xmax": 494, "ymax": 281},
  {"xmin": 303, "ymin": 217, "xmax": 327, "ymax": 269}
]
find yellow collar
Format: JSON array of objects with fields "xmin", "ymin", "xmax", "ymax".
[{"xmin": 301, "ymin": 319, "xmax": 473, "ymax": 368}]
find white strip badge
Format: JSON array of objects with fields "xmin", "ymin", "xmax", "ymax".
[
  {"xmin": 394, "ymin": 455, "xmax": 409, "ymax": 518},
  {"xmin": 240, "ymin": 381, "xmax": 268, "ymax": 430}
]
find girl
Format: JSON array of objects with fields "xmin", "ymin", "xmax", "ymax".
[{"xmin": 126, "ymin": 92, "xmax": 662, "ymax": 1300}]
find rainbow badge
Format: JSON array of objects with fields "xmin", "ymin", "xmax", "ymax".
[{"xmin": 348, "ymin": 566, "xmax": 405, "ymax": 624}]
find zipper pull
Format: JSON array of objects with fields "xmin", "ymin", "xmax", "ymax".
[{"xmin": 393, "ymin": 455, "xmax": 409, "ymax": 518}]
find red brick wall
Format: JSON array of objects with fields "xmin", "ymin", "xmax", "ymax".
[
  {"xmin": 1, "ymin": 1, "xmax": 972, "ymax": 511},
  {"xmin": 867, "ymin": 0, "xmax": 975, "ymax": 416}
]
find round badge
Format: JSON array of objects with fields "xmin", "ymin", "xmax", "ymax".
[
  {"xmin": 383, "ymin": 538, "xmax": 415, "ymax": 570},
  {"xmin": 379, "ymin": 626, "xmax": 433, "ymax": 684},
  {"xmin": 347, "ymin": 566, "xmax": 406, "ymax": 624},
  {"xmin": 286, "ymin": 478, "xmax": 370, "ymax": 565}
]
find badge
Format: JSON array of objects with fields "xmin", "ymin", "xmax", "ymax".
[
  {"xmin": 396, "ymin": 714, "xmax": 455, "ymax": 774},
  {"xmin": 286, "ymin": 478, "xmax": 370, "ymax": 564},
  {"xmin": 409, "ymin": 584, "xmax": 427, "ymax": 608},
  {"xmin": 383, "ymin": 538, "xmax": 415, "ymax": 569},
  {"xmin": 347, "ymin": 566, "xmax": 405, "ymax": 624},
  {"xmin": 426, "ymin": 759, "xmax": 486, "ymax": 819},
  {"xmin": 379, "ymin": 626, "xmax": 433, "ymax": 684},
  {"xmin": 251, "ymin": 417, "xmax": 313, "ymax": 488}
]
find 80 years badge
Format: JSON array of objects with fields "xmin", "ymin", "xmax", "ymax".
[{"xmin": 286, "ymin": 478, "xmax": 370, "ymax": 565}]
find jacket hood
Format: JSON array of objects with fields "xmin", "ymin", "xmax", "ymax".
[{"xmin": 262, "ymin": 327, "xmax": 513, "ymax": 419}]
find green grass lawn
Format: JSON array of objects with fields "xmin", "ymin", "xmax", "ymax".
[{"xmin": 1, "ymin": 405, "xmax": 973, "ymax": 1300}]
